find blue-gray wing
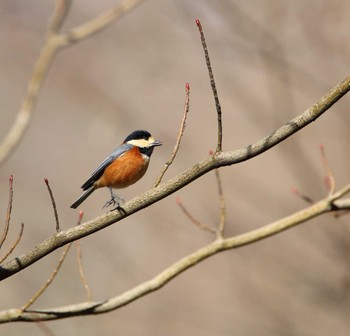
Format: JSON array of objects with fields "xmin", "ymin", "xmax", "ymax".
[{"xmin": 81, "ymin": 143, "xmax": 133, "ymax": 190}]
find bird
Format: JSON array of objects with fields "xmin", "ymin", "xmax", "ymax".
[{"xmin": 71, "ymin": 130, "xmax": 162, "ymax": 209}]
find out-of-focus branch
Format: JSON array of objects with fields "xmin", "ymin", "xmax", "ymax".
[
  {"xmin": 214, "ymin": 168, "xmax": 226, "ymax": 238},
  {"xmin": 56, "ymin": 0, "xmax": 145, "ymax": 47},
  {"xmin": 176, "ymin": 197, "xmax": 217, "ymax": 235},
  {"xmin": 0, "ymin": 0, "xmax": 145, "ymax": 166},
  {"xmin": 0, "ymin": 223, "xmax": 24, "ymax": 264},
  {"xmin": 21, "ymin": 243, "xmax": 72, "ymax": 311},
  {"xmin": 0, "ymin": 73, "xmax": 349, "ymax": 281},
  {"xmin": 0, "ymin": 25, "xmax": 62, "ymax": 166},
  {"xmin": 75, "ymin": 211, "xmax": 93, "ymax": 302},
  {"xmin": 0, "ymin": 176, "xmax": 14, "ymax": 249},
  {"xmin": 1, "ymin": 184, "xmax": 349, "ymax": 322},
  {"xmin": 319, "ymin": 144, "xmax": 336, "ymax": 195},
  {"xmin": 47, "ymin": 0, "xmax": 73, "ymax": 36}
]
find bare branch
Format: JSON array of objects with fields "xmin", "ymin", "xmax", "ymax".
[
  {"xmin": 319, "ymin": 144, "xmax": 336, "ymax": 195},
  {"xmin": 214, "ymin": 168, "xmax": 226, "ymax": 238},
  {"xmin": 1, "ymin": 184, "xmax": 350, "ymax": 322},
  {"xmin": 154, "ymin": 83, "xmax": 190, "ymax": 187},
  {"xmin": 44, "ymin": 178, "xmax": 60, "ymax": 232},
  {"xmin": 0, "ymin": 19, "xmax": 60, "ymax": 167},
  {"xmin": 35, "ymin": 321, "xmax": 55, "ymax": 336},
  {"xmin": 0, "ymin": 176, "xmax": 14, "ymax": 249},
  {"xmin": 196, "ymin": 19, "xmax": 223, "ymax": 152},
  {"xmin": 47, "ymin": 0, "xmax": 73, "ymax": 36},
  {"xmin": 76, "ymin": 211, "xmax": 92, "ymax": 302},
  {"xmin": 176, "ymin": 197, "xmax": 217, "ymax": 235},
  {"xmin": 0, "ymin": 223, "xmax": 24, "ymax": 264},
  {"xmin": 0, "ymin": 74, "xmax": 349, "ymax": 281},
  {"xmin": 56, "ymin": 0, "xmax": 145, "ymax": 47},
  {"xmin": 21, "ymin": 243, "xmax": 72, "ymax": 311},
  {"xmin": 0, "ymin": 0, "xmax": 145, "ymax": 166},
  {"xmin": 291, "ymin": 187, "xmax": 314, "ymax": 204},
  {"xmin": 76, "ymin": 242, "xmax": 92, "ymax": 302},
  {"xmin": 177, "ymin": 157, "xmax": 226, "ymax": 240}
]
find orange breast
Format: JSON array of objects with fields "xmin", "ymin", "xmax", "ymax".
[{"xmin": 96, "ymin": 147, "xmax": 149, "ymax": 189}]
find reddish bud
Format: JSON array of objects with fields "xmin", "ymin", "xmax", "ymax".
[
  {"xmin": 9, "ymin": 175, "xmax": 13, "ymax": 182},
  {"xmin": 44, "ymin": 178, "xmax": 49, "ymax": 185},
  {"xmin": 324, "ymin": 176, "xmax": 331, "ymax": 187},
  {"xmin": 79, "ymin": 210, "xmax": 84, "ymax": 221},
  {"xmin": 176, "ymin": 196, "xmax": 182, "ymax": 205},
  {"xmin": 318, "ymin": 143, "xmax": 324, "ymax": 151},
  {"xmin": 186, "ymin": 82, "xmax": 190, "ymax": 91},
  {"xmin": 209, "ymin": 150, "xmax": 214, "ymax": 155},
  {"xmin": 291, "ymin": 187, "xmax": 299, "ymax": 195}
]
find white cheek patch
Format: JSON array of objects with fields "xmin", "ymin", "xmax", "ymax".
[{"xmin": 127, "ymin": 137, "xmax": 155, "ymax": 147}]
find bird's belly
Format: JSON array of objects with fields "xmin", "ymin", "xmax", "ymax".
[{"xmin": 97, "ymin": 158, "xmax": 149, "ymax": 189}]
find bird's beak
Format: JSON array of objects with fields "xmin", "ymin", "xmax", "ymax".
[{"xmin": 151, "ymin": 139, "xmax": 162, "ymax": 147}]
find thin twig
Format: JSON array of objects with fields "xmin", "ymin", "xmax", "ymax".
[
  {"xmin": 0, "ymin": 176, "xmax": 14, "ymax": 249},
  {"xmin": 177, "ymin": 150, "xmax": 226, "ymax": 240},
  {"xmin": 214, "ymin": 168, "xmax": 226, "ymax": 238},
  {"xmin": 196, "ymin": 19, "xmax": 223, "ymax": 152},
  {"xmin": 44, "ymin": 178, "xmax": 60, "ymax": 232},
  {"xmin": 0, "ymin": 223, "xmax": 24, "ymax": 264},
  {"xmin": 176, "ymin": 197, "xmax": 217, "ymax": 235},
  {"xmin": 35, "ymin": 320, "xmax": 55, "ymax": 336},
  {"xmin": 57, "ymin": 0, "xmax": 145, "ymax": 47},
  {"xmin": 21, "ymin": 243, "xmax": 73, "ymax": 311},
  {"xmin": 291, "ymin": 187, "xmax": 314, "ymax": 204},
  {"xmin": 76, "ymin": 243, "xmax": 92, "ymax": 301},
  {"xmin": 154, "ymin": 83, "xmax": 190, "ymax": 187},
  {"xmin": 319, "ymin": 144, "xmax": 336, "ymax": 195},
  {"xmin": 75, "ymin": 211, "xmax": 92, "ymax": 302}
]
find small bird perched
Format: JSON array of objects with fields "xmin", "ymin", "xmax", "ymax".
[{"xmin": 71, "ymin": 130, "xmax": 162, "ymax": 209}]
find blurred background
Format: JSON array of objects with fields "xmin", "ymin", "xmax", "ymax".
[{"xmin": 1, "ymin": 0, "xmax": 350, "ymax": 335}]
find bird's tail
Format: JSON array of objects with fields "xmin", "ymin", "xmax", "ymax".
[{"xmin": 70, "ymin": 186, "xmax": 95, "ymax": 209}]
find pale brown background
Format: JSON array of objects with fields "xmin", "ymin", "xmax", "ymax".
[{"xmin": 1, "ymin": 1, "xmax": 350, "ymax": 335}]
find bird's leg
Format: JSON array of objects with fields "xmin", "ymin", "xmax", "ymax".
[{"xmin": 103, "ymin": 187, "xmax": 124, "ymax": 209}]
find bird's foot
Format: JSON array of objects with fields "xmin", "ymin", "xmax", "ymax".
[{"xmin": 102, "ymin": 194, "xmax": 124, "ymax": 209}]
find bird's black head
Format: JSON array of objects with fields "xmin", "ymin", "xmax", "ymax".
[
  {"xmin": 123, "ymin": 130, "xmax": 152, "ymax": 143},
  {"xmin": 123, "ymin": 130, "xmax": 162, "ymax": 158}
]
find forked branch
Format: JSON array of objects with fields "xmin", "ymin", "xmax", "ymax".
[{"xmin": 0, "ymin": 0, "xmax": 145, "ymax": 167}]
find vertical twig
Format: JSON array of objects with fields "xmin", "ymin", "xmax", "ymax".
[
  {"xmin": 154, "ymin": 83, "xmax": 190, "ymax": 187},
  {"xmin": 35, "ymin": 321, "xmax": 55, "ymax": 336},
  {"xmin": 44, "ymin": 178, "xmax": 60, "ymax": 232},
  {"xmin": 0, "ymin": 176, "xmax": 14, "ymax": 249},
  {"xmin": 76, "ymin": 211, "xmax": 93, "ymax": 301},
  {"xmin": 319, "ymin": 144, "xmax": 336, "ymax": 195},
  {"xmin": 196, "ymin": 19, "xmax": 223, "ymax": 152},
  {"xmin": 214, "ymin": 169, "xmax": 226, "ymax": 238}
]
